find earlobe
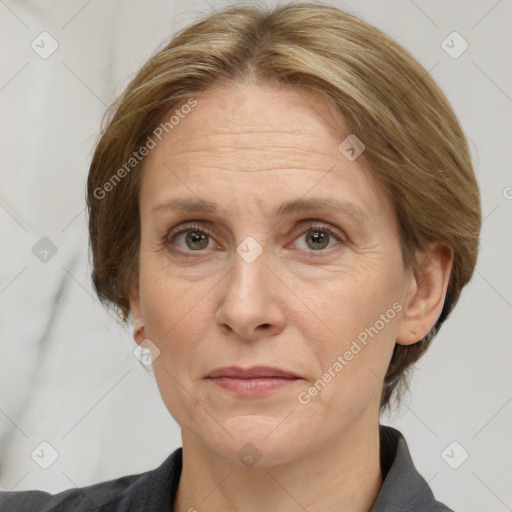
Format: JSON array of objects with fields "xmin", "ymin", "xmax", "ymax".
[
  {"xmin": 133, "ymin": 320, "xmax": 146, "ymax": 345},
  {"xmin": 128, "ymin": 282, "xmax": 146, "ymax": 345},
  {"xmin": 396, "ymin": 243, "xmax": 453, "ymax": 346}
]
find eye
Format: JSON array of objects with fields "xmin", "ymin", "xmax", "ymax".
[
  {"xmin": 165, "ymin": 222, "xmax": 217, "ymax": 252},
  {"xmin": 164, "ymin": 221, "xmax": 345, "ymax": 255},
  {"xmin": 291, "ymin": 222, "xmax": 344, "ymax": 253}
]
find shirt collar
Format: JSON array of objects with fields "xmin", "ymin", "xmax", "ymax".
[
  {"xmin": 132, "ymin": 425, "xmax": 449, "ymax": 511},
  {"xmin": 370, "ymin": 425, "xmax": 450, "ymax": 511}
]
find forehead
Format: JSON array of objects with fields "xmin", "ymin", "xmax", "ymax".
[
  {"xmin": 139, "ymin": 81, "xmax": 389, "ymax": 222},
  {"xmin": 147, "ymin": 81, "xmax": 354, "ymax": 169},
  {"xmin": 181, "ymin": 80, "xmax": 341, "ymax": 134}
]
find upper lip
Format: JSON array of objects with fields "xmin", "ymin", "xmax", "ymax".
[{"xmin": 207, "ymin": 365, "xmax": 301, "ymax": 379}]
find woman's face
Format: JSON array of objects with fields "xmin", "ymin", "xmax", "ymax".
[{"xmin": 131, "ymin": 81, "xmax": 418, "ymax": 467}]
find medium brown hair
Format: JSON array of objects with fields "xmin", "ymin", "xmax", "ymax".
[{"xmin": 86, "ymin": 2, "xmax": 481, "ymax": 411}]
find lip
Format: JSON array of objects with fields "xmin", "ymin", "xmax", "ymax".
[
  {"xmin": 207, "ymin": 365, "xmax": 300, "ymax": 379},
  {"xmin": 207, "ymin": 366, "xmax": 302, "ymax": 397}
]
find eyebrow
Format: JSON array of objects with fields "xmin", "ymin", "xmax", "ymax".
[{"xmin": 151, "ymin": 197, "xmax": 369, "ymax": 223}]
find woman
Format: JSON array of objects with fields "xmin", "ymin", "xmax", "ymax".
[{"xmin": 0, "ymin": 2, "xmax": 481, "ymax": 511}]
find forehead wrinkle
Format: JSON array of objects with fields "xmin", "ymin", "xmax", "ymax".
[
  {"xmin": 168, "ymin": 137, "xmax": 334, "ymax": 155},
  {"xmin": 197, "ymin": 128, "xmax": 318, "ymax": 136},
  {"xmin": 162, "ymin": 158, "xmax": 339, "ymax": 175},
  {"xmin": 162, "ymin": 141, "xmax": 341, "ymax": 174},
  {"xmin": 180, "ymin": 166, "xmax": 332, "ymax": 174},
  {"xmin": 168, "ymin": 147, "xmax": 335, "ymax": 161},
  {"xmin": 168, "ymin": 127, "xmax": 337, "ymax": 152}
]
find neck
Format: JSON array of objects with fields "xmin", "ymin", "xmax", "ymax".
[{"xmin": 174, "ymin": 418, "xmax": 383, "ymax": 512}]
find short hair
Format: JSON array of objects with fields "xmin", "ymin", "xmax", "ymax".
[{"xmin": 86, "ymin": 2, "xmax": 482, "ymax": 411}]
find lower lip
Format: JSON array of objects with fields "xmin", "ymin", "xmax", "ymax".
[{"xmin": 209, "ymin": 376, "xmax": 300, "ymax": 396}]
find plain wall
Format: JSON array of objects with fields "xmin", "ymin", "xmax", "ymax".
[{"xmin": 0, "ymin": 1, "xmax": 510, "ymax": 511}]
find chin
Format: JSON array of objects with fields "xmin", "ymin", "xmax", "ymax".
[{"xmin": 202, "ymin": 415, "xmax": 309, "ymax": 469}]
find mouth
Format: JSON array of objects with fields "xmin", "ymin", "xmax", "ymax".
[{"xmin": 206, "ymin": 365, "xmax": 302, "ymax": 397}]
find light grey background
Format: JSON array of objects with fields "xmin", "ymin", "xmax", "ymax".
[{"xmin": 0, "ymin": 1, "xmax": 510, "ymax": 511}]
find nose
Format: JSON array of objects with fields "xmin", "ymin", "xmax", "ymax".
[{"xmin": 215, "ymin": 247, "xmax": 287, "ymax": 342}]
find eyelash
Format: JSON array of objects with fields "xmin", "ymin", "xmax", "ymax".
[{"xmin": 164, "ymin": 221, "xmax": 345, "ymax": 256}]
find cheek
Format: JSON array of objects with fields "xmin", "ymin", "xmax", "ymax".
[
  {"xmin": 294, "ymin": 265, "xmax": 402, "ymax": 410},
  {"xmin": 300, "ymin": 322, "xmax": 397, "ymax": 429},
  {"xmin": 139, "ymin": 261, "xmax": 213, "ymax": 427},
  {"xmin": 291, "ymin": 259, "xmax": 400, "ymax": 348},
  {"xmin": 139, "ymin": 256, "xmax": 208, "ymax": 363}
]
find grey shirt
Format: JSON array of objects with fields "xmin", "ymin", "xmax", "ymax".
[{"xmin": 0, "ymin": 425, "xmax": 453, "ymax": 511}]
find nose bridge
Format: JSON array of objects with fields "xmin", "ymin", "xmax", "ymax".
[
  {"xmin": 216, "ymin": 238, "xmax": 285, "ymax": 338},
  {"xmin": 229, "ymin": 237, "xmax": 270, "ymax": 306}
]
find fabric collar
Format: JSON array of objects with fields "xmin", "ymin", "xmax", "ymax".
[{"xmin": 123, "ymin": 425, "xmax": 450, "ymax": 512}]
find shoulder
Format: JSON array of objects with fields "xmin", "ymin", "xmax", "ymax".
[
  {"xmin": 0, "ymin": 473, "xmax": 140, "ymax": 512},
  {"xmin": 372, "ymin": 426, "xmax": 455, "ymax": 512},
  {"xmin": 0, "ymin": 448, "xmax": 183, "ymax": 512}
]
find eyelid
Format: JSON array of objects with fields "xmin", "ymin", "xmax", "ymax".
[
  {"xmin": 288, "ymin": 220, "xmax": 346, "ymax": 243},
  {"xmin": 164, "ymin": 219, "xmax": 346, "ymax": 252},
  {"xmin": 165, "ymin": 221, "xmax": 216, "ymax": 245},
  {"xmin": 167, "ymin": 221, "xmax": 213, "ymax": 236}
]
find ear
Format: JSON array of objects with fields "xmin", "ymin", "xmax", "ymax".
[
  {"xmin": 396, "ymin": 242, "xmax": 454, "ymax": 346},
  {"xmin": 128, "ymin": 280, "xmax": 146, "ymax": 346}
]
